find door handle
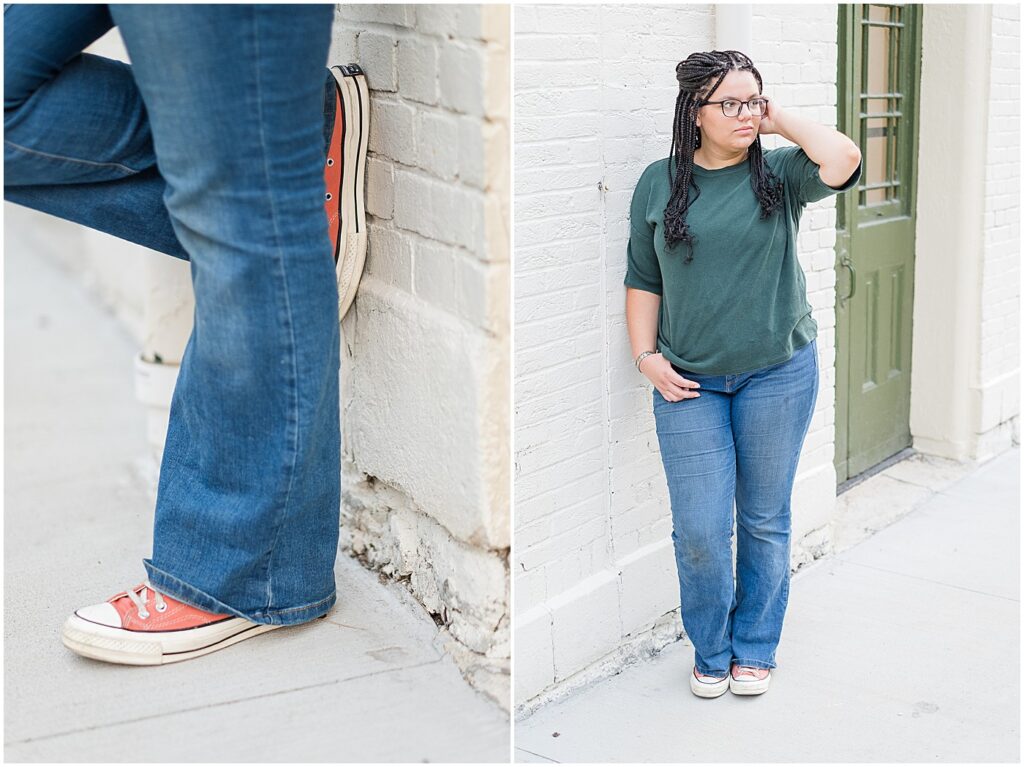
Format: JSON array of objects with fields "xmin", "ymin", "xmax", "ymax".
[{"xmin": 840, "ymin": 255, "xmax": 856, "ymax": 303}]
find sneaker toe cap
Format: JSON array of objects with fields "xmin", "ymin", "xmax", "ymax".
[{"xmin": 75, "ymin": 602, "xmax": 122, "ymax": 628}]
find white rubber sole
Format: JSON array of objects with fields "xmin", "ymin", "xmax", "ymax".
[
  {"xmin": 330, "ymin": 64, "xmax": 368, "ymax": 322},
  {"xmin": 61, "ymin": 613, "xmax": 282, "ymax": 665},
  {"xmin": 730, "ymin": 670, "xmax": 772, "ymax": 695},
  {"xmin": 690, "ymin": 668, "xmax": 730, "ymax": 698}
]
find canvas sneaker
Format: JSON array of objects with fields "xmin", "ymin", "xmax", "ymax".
[
  {"xmin": 690, "ymin": 665, "xmax": 730, "ymax": 698},
  {"xmin": 61, "ymin": 581, "xmax": 282, "ymax": 665},
  {"xmin": 323, "ymin": 63, "xmax": 369, "ymax": 321},
  {"xmin": 730, "ymin": 663, "xmax": 772, "ymax": 695}
]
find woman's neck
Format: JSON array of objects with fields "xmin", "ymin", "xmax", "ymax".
[{"xmin": 693, "ymin": 145, "xmax": 749, "ymax": 170}]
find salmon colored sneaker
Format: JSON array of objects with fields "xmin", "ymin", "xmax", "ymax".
[
  {"xmin": 61, "ymin": 581, "xmax": 282, "ymax": 665},
  {"xmin": 729, "ymin": 663, "xmax": 772, "ymax": 695},
  {"xmin": 323, "ymin": 72, "xmax": 343, "ymax": 274},
  {"xmin": 323, "ymin": 63, "xmax": 368, "ymax": 322}
]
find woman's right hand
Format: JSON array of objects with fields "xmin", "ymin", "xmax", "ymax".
[{"xmin": 639, "ymin": 353, "xmax": 701, "ymax": 402}]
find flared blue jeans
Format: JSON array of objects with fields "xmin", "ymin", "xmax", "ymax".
[
  {"xmin": 5, "ymin": 4, "xmax": 341, "ymax": 625},
  {"xmin": 653, "ymin": 337, "xmax": 819, "ymax": 676}
]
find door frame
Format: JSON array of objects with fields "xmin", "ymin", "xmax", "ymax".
[{"xmin": 834, "ymin": 2, "xmax": 924, "ymax": 486}]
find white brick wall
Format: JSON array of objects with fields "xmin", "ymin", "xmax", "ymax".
[
  {"xmin": 976, "ymin": 4, "xmax": 1021, "ymax": 457},
  {"xmin": 514, "ymin": 3, "xmax": 849, "ymax": 707},
  {"xmin": 329, "ymin": 4, "xmax": 511, "ymax": 706}
]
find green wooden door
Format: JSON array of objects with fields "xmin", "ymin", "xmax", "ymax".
[{"xmin": 835, "ymin": 3, "xmax": 922, "ymax": 484}]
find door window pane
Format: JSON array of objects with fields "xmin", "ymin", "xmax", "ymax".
[
  {"xmin": 867, "ymin": 24, "xmax": 891, "ymax": 93},
  {"xmin": 865, "ymin": 97, "xmax": 889, "ymax": 117},
  {"xmin": 865, "ymin": 116, "xmax": 889, "ymax": 203},
  {"xmin": 867, "ymin": 4, "xmax": 892, "ymax": 22}
]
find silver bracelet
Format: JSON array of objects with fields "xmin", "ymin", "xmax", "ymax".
[{"xmin": 635, "ymin": 350, "xmax": 657, "ymax": 372}]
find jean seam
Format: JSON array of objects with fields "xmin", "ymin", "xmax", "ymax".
[
  {"xmin": 731, "ymin": 658, "xmax": 775, "ymax": 669},
  {"xmin": 143, "ymin": 559, "xmax": 250, "ymax": 618},
  {"xmin": 263, "ymin": 591, "xmax": 335, "ymax": 615},
  {"xmin": 250, "ymin": 8, "xmax": 301, "ymax": 614},
  {"xmin": 4, "ymin": 138, "xmax": 141, "ymax": 175},
  {"xmin": 144, "ymin": 559, "xmax": 335, "ymax": 623},
  {"xmin": 696, "ymin": 668, "xmax": 728, "ymax": 677}
]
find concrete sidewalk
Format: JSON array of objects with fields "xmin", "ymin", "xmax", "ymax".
[
  {"xmin": 3, "ymin": 226, "xmax": 509, "ymax": 762},
  {"xmin": 515, "ymin": 447, "xmax": 1020, "ymax": 762}
]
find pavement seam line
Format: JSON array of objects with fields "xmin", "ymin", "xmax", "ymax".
[
  {"xmin": 6, "ymin": 657, "xmax": 444, "ymax": 746},
  {"xmin": 515, "ymin": 746, "xmax": 562, "ymax": 763},
  {"xmin": 836, "ymin": 559, "xmax": 1019, "ymax": 602}
]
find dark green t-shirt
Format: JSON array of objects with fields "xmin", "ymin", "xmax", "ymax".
[{"xmin": 624, "ymin": 145, "xmax": 862, "ymax": 375}]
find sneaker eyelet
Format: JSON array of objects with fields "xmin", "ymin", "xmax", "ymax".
[
  {"xmin": 327, "ymin": 158, "xmax": 334, "ymax": 166},
  {"xmin": 325, "ymin": 193, "xmax": 333, "ymax": 201},
  {"xmin": 155, "ymin": 603, "xmax": 168, "ymax": 613},
  {"xmin": 138, "ymin": 610, "xmax": 150, "ymax": 620}
]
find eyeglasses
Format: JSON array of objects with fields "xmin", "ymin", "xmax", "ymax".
[{"xmin": 700, "ymin": 96, "xmax": 769, "ymax": 118}]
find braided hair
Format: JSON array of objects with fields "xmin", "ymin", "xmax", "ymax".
[{"xmin": 664, "ymin": 50, "xmax": 784, "ymax": 263}]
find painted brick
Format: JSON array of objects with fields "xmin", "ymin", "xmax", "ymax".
[
  {"xmin": 549, "ymin": 572, "xmax": 621, "ymax": 681},
  {"xmin": 338, "ymin": 4, "xmax": 415, "ymax": 28},
  {"xmin": 357, "ymin": 31, "xmax": 398, "ymax": 93},
  {"xmin": 617, "ymin": 540, "xmax": 678, "ymax": 635},
  {"xmin": 977, "ymin": 4, "xmax": 1021, "ymax": 445},
  {"xmin": 364, "ymin": 222, "xmax": 412, "ymax": 293},
  {"xmin": 368, "ymin": 97, "xmax": 417, "ymax": 166},
  {"xmin": 398, "ymin": 37, "xmax": 439, "ymax": 105},
  {"xmin": 394, "ymin": 169, "xmax": 483, "ymax": 252},
  {"xmin": 479, "ymin": 5, "xmax": 510, "ymax": 44},
  {"xmin": 415, "ymin": 111, "xmax": 459, "ymax": 180},
  {"xmin": 365, "ymin": 157, "xmax": 394, "ymax": 219},
  {"xmin": 515, "ymin": 608, "xmax": 555, "ymax": 703},
  {"xmin": 414, "ymin": 4, "xmax": 459, "ymax": 38},
  {"xmin": 485, "ymin": 187, "xmax": 510, "ymax": 265},
  {"xmin": 457, "ymin": 115, "xmax": 486, "ymax": 188},
  {"xmin": 440, "ymin": 40, "xmax": 487, "ymax": 116},
  {"xmin": 485, "ymin": 42, "xmax": 510, "ymax": 120},
  {"xmin": 516, "ymin": 565, "xmax": 548, "ymax": 616}
]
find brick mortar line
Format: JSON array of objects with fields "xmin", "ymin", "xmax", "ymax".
[
  {"xmin": 367, "ymin": 215, "xmax": 485, "ymax": 261},
  {"xmin": 336, "ymin": 14, "xmax": 496, "ymax": 47},
  {"xmin": 370, "ymin": 151, "xmax": 492, "ymax": 197}
]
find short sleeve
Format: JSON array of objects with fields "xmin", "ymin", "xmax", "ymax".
[
  {"xmin": 623, "ymin": 167, "xmax": 663, "ymax": 295},
  {"xmin": 782, "ymin": 145, "xmax": 862, "ymax": 205}
]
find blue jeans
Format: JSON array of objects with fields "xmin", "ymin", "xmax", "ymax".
[
  {"xmin": 5, "ymin": 4, "xmax": 341, "ymax": 625},
  {"xmin": 653, "ymin": 337, "xmax": 819, "ymax": 676}
]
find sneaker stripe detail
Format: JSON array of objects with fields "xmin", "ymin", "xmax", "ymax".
[
  {"xmin": 162, "ymin": 623, "xmax": 274, "ymax": 655},
  {"xmin": 349, "ymin": 70, "xmax": 365, "ymax": 234}
]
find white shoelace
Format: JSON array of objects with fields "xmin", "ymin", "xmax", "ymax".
[{"xmin": 124, "ymin": 581, "xmax": 167, "ymax": 620}]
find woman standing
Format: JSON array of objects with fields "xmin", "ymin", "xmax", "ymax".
[{"xmin": 624, "ymin": 50, "xmax": 862, "ymax": 698}]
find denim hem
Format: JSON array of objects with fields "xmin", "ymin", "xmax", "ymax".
[
  {"xmin": 142, "ymin": 558, "xmax": 336, "ymax": 626},
  {"xmin": 696, "ymin": 667, "xmax": 729, "ymax": 677},
  {"xmin": 731, "ymin": 658, "xmax": 776, "ymax": 670}
]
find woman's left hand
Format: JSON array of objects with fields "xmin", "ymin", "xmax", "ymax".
[{"xmin": 756, "ymin": 98, "xmax": 784, "ymax": 136}]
